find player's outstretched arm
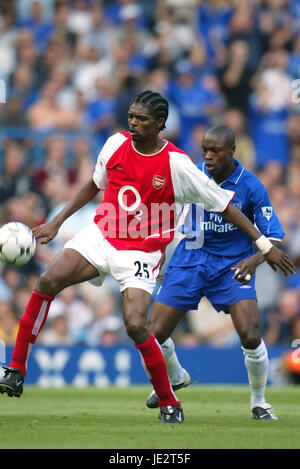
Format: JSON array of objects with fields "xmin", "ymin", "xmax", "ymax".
[
  {"xmin": 32, "ymin": 178, "xmax": 100, "ymax": 244},
  {"xmin": 222, "ymin": 204, "xmax": 295, "ymax": 277}
]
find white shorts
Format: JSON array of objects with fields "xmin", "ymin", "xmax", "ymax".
[{"xmin": 64, "ymin": 222, "xmax": 162, "ymax": 294}]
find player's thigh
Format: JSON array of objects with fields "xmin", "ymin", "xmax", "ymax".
[
  {"xmin": 149, "ymin": 301, "xmax": 186, "ymax": 344},
  {"xmin": 228, "ymin": 299, "xmax": 261, "ymax": 348},
  {"xmin": 155, "ymin": 265, "xmax": 203, "ymax": 312},
  {"xmin": 38, "ymin": 248, "xmax": 99, "ymax": 296}
]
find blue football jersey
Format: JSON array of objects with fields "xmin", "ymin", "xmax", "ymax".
[{"xmin": 171, "ymin": 159, "xmax": 285, "ymax": 267}]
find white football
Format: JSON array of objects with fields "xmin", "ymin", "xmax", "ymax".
[{"xmin": 0, "ymin": 222, "xmax": 36, "ymax": 266}]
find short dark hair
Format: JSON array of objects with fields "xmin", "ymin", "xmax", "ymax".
[
  {"xmin": 204, "ymin": 125, "xmax": 236, "ymax": 148},
  {"xmin": 131, "ymin": 90, "xmax": 169, "ymax": 130}
]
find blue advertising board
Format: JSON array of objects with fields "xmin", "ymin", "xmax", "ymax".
[{"xmin": 3, "ymin": 344, "xmax": 290, "ymax": 387}]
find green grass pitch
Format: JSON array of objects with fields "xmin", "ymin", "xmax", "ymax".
[{"xmin": 0, "ymin": 385, "xmax": 299, "ymax": 449}]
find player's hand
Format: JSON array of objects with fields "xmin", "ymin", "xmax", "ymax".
[
  {"xmin": 32, "ymin": 220, "xmax": 60, "ymax": 244},
  {"xmin": 264, "ymin": 246, "xmax": 295, "ymax": 277},
  {"xmin": 157, "ymin": 273, "xmax": 164, "ymax": 282},
  {"xmin": 231, "ymin": 255, "xmax": 261, "ymax": 284}
]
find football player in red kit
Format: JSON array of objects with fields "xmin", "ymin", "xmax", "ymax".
[{"xmin": 0, "ymin": 91, "xmax": 295, "ymax": 423}]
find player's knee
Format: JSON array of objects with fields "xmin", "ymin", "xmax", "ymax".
[
  {"xmin": 37, "ymin": 272, "xmax": 61, "ymax": 297},
  {"xmin": 124, "ymin": 315, "xmax": 148, "ymax": 343},
  {"xmin": 153, "ymin": 329, "xmax": 169, "ymax": 344},
  {"xmin": 148, "ymin": 318, "xmax": 165, "ymax": 343},
  {"xmin": 149, "ymin": 310, "xmax": 170, "ymax": 343},
  {"xmin": 240, "ymin": 330, "xmax": 261, "ymax": 349}
]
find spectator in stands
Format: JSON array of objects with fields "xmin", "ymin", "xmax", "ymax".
[
  {"xmin": 0, "ymin": 5, "xmax": 18, "ymax": 80},
  {"xmin": 169, "ymin": 59, "xmax": 218, "ymax": 150},
  {"xmin": 9, "ymin": 63, "xmax": 38, "ymax": 112},
  {"xmin": 223, "ymin": 108, "xmax": 255, "ymax": 171},
  {"xmin": 196, "ymin": 0, "xmax": 234, "ymax": 64},
  {"xmin": 0, "ymin": 140, "xmax": 36, "ymax": 203},
  {"xmin": 248, "ymin": 64, "xmax": 291, "ymax": 170},
  {"xmin": 99, "ymin": 317, "xmax": 127, "ymax": 346},
  {"xmin": 48, "ymin": 285, "xmax": 94, "ymax": 344},
  {"xmin": 84, "ymin": 75, "xmax": 117, "ymax": 146},
  {"xmin": 17, "ymin": 0, "xmax": 54, "ymax": 54},
  {"xmin": 264, "ymin": 289, "xmax": 300, "ymax": 345},
  {"xmin": 0, "ymin": 94, "xmax": 29, "ymax": 127},
  {"xmin": 86, "ymin": 294, "xmax": 127, "ymax": 346},
  {"xmin": 188, "ymin": 40, "xmax": 213, "ymax": 81},
  {"xmin": 0, "ymin": 301, "xmax": 19, "ymax": 345},
  {"xmin": 15, "ymin": 27, "xmax": 39, "ymax": 73},
  {"xmin": 27, "ymin": 80, "xmax": 80, "ymax": 129},
  {"xmin": 68, "ymin": 137, "xmax": 96, "ymax": 193},
  {"xmin": 183, "ymin": 124, "xmax": 207, "ymax": 164},
  {"xmin": 12, "ymin": 285, "xmax": 32, "ymax": 319},
  {"xmin": 256, "ymin": 0, "xmax": 293, "ymax": 52},
  {"xmin": 152, "ymin": 3, "xmax": 196, "ymax": 63},
  {"xmin": 34, "ymin": 31, "xmax": 74, "ymax": 89},
  {"xmin": 184, "ymin": 297, "xmax": 238, "ymax": 348},
  {"xmin": 52, "ymin": 3, "xmax": 78, "ymax": 53},
  {"xmin": 73, "ymin": 44, "xmax": 113, "ymax": 102},
  {"xmin": 0, "ymin": 278, "xmax": 13, "ymax": 303},
  {"xmin": 66, "ymin": 0, "xmax": 93, "ymax": 38},
  {"xmin": 34, "ymin": 135, "xmax": 68, "ymax": 191},
  {"xmin": 228, "ymin": 1, "xmax": 264, "ymax": 72},
  {"xmin": 114, "ymin": 74, "xmax": 140, "ymax": 131},
  {"xmin": 38, "ymin": 314, "xmax": 74, "ymax": 345},
  {"xmin": 3, "ymin": 192, "xmax": 45, "ymax": 230},
  {"xmin": 79, "ymin": 2, "xmax": 116, "ymax": 57},
  {"xmin": 49, "ymin": 66, "xmax": 80, "ymax": 112},
  {"xmin": 218, "ymin": 39, "xmax": 254, "ymax": 115}
]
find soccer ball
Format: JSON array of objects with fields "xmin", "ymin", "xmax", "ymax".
[{"xmin": 0, "ymin": 222, "xmax": 36, "ymax": 266}]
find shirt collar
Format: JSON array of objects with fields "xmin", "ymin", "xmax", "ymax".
[{"xmin": 202, "ymin": 158, "xmax": 244, "ymax": 185}]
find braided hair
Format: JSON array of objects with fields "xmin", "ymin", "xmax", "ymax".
[{"xmin": 131, "ymin": 90, "xmax": 169, "ymax": 130}]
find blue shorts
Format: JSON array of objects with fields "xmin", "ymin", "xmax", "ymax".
[{"xmin": 155, "ymin": 250, "xmax": 257, "ymax": 313}]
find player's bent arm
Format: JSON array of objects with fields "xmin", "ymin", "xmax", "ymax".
[
  {"xmin": 33, "ymin": 178, "xmax": 100, "ymax": 244},
  {"xmin": 222, "ymin": 204, "xmax": 265, "ymax": 244},
  {"xmin": 222, "ymin": 204, "xmax": 295, "ymax": 276},
  {"xmin": 51, "ymin": 178, "xmax": 100, "ymax": 228}
]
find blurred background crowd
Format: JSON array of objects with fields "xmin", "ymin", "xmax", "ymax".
[{"xmin": 0, "ymin": 0, "xmax": 300, "ymax": 355}]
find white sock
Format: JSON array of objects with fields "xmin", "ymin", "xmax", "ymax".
[
  {"xmin": 242, "ymin": 339, "xmax": 269, "ymax": 409},
  {"xmin": 161, "ymin": 337, "xmax": 185, "ymax": 385}
]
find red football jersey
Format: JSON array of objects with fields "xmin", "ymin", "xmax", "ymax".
[{"xmin": 93, "ymin": 131, "xmax": 234, "ymax": 252}]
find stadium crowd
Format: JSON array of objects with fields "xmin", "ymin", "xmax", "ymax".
[{"xmin": 0, "ymin": 0, "xmax": 300, "ymax": 350}]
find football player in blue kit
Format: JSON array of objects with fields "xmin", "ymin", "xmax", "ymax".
[{"xmin": 146, "ymin": 125, "xmax": 290, "ymax": 420}]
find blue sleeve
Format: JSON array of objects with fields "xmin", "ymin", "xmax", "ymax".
[{"xmin": 248, "ymin": 177, "xmax": 285, "ymax": 241}]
